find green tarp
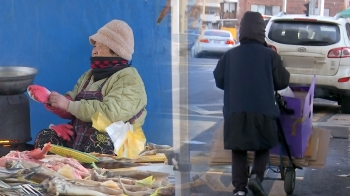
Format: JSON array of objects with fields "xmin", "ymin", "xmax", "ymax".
[{"xmin": 336, "ymin": 8, "xmax": 350, "ymax": 18}]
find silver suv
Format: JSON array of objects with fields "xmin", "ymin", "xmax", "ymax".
[{"xmin": 265, "ymin": 12, "xmax": 350, "ymax": 113}]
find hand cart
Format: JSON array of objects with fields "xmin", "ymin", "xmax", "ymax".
[{"xmin": 247, "ymin": 94, "xmax": 303, "ymax": 195}]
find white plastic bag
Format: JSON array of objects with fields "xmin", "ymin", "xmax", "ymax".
[
  {"xmin": 105, "ymin": 121, "xmax": 131, "ymax": 154},
  {"xmin": 278, "ymin": 86, "xmax": 295, "ymax": 97}
]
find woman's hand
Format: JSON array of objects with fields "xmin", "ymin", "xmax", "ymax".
[{"xmin": 48, "ymin": 91, "xmax": 70, "ymax": 111}]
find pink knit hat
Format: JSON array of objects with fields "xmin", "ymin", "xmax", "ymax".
[{"xmin": 89, "ymin": 19, "xmax": 134, "ymax": 60}]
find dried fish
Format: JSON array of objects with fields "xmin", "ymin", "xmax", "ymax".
[
  {"xmin": 89, "ymin": 153, "xmax": 134, "ymax": 162},
  {"xmin": 83, "ymin": 159, "xmax": 148, "ymax": 169},
  {"xmin": 156, "ymin": 0, "xmax": 171, "ymax": 24},
  {"xmin": 107, "ymin": 169, "xmax": 168, "ymax": 180},
  {"xmin": 5, "ymin": 159, "xmax": 24, "ymax": 171},
  {"xmin": 43, "ymin": 176, "xmax": 123, "ymax": 196},
  {"xmin": 0, "ymin": 168, "xmax": 35, "ymax": 181},
  {"xmin": 5, "ymin": 159, "xmax": 66, "ymax": 180},
  {"xmin": 118, "ymin": 176, "xmax": 155, "ymax": 196},
  {"xmin": 24, "ymin": 172, "xmax": 51, "ymax": 184},
  {"xmin": 147, "ymin": 142, "xmax": 172, "ymax": 150},
  {"xmin": 139, "ymin": 149, "xmax": 158, "ymax": 156},
  {"xmin": 157, "ymin": 184, "xmax": 175, "ymax": 195},
  {"xmin": 0, "ymin": 188, "xmax": 23, "ymax": 196}
]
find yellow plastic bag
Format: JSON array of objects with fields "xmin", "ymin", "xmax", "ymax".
[
  {"xmin": 105, "ymin": 121, "xmax": 130, "ymax": 154},
  {"xmin": 91, "ymin": 112, "xmax": 112, "ymax": 132},
  {"xmin": 117, "ymin": 126, "xmax": 146, "ymax": 158}
]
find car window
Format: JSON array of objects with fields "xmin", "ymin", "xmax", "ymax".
[
  {"xmin": 268, "ymin": 21, "xmax": 340, "ymax": 46},
  {"xmin": 204, "ymin": 31, "xmax": 231, "ymax": 37},
  {"xmin": 346, "ymin": 23, "xmax": 350, "ymax": 41}
]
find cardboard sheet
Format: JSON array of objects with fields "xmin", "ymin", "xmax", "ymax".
[
  {"xmin": 208, "ymin": 122, "xmax": 331, "ymax": 168},
  {"xmin": 304, "ymin": 127, "xmax": 320, "ymax": 161},
  {"xmin": 307, "ymin": 127, "xmax": 331, "ymax": 168}
]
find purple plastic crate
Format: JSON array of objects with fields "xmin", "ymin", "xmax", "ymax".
[{"xmin": 270, "ymin": 76, "xmax": 316, "ymax": 158}]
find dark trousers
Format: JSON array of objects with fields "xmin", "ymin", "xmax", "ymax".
[{"xmin": 231, "ymin": 149, "xmax": 270, "ymax": 192}]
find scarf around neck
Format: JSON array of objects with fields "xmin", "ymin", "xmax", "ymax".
[{"xmin": 90, "ymin": 57, "xmax": 130, "ymax": 81}]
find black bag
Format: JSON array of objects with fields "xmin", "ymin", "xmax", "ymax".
[{"xmin": 275, "ymin": 91, "xmax": 294, "ymax": 114}]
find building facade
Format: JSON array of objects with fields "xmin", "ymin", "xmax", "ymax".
[{"xmin": 237, "ymin": 0, "xmax": 346, "ymax": 23}]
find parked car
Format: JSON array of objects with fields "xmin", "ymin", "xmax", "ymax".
[
  {"xmin": 191, "ymin": 29, "xmax": 237, "ymax": 58},
  {"xmin": 265, "ymin": 12, "xmax": 350, "ymax": 113}
]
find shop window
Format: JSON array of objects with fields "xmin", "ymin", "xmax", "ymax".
[{"xmin": 251, "ymin": 4, "xmax": 280, "ymax": 16}]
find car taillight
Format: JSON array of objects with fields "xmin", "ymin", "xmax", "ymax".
[
  {"xmin": 200, "ymin": 39, "xmax": 209, "ymax": 43},
  {"xmin": 268, "ymin": 44, "xmax": 277, "ymax": 52},
  {"xmin": 226, "ymin": 40, "xmax": 235, "ymax": 45},
  {"xmin": 338, "ymin": 77, "xmax": 350, "ymax": 82},
  {"xmin": 327, "ymin": 47, "xmax": 350, "ymax": 58}
]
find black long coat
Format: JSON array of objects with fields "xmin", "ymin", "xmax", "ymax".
[{"xmin": 213, "ymin": 41, "xmax": 290, "ymax": 151}]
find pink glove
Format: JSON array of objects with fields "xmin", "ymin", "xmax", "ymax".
[
  {"xmin": 27, "ymin": 85, "xmax": 51, "ymax": 103},
  {"xmin": 49, "ymin": 124, "xmax": 74, "ymax": 141},
  {"xmin": 44, "ymin": 95, "xmax": 74, "ymax": 119}
]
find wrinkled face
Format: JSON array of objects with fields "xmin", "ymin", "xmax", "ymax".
[{"xmin": 92, "ymin": 41, "xmax": 117, "ymax": 57}]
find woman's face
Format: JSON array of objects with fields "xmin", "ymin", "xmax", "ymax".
[{"xmin": 92, "ymin": 42, "xmax": 117, "ymax": 57}]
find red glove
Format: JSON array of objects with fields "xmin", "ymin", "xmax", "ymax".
[
  {"xmin": 49, "ymin": 124, "xmax": 74, "ymax": 141},
  {"xmin": 44, "ymin": 95, "xmax": 74, "ymax": 119},
  {"xmin": 27, "ymin": 85, "xmax": 51, "ymax": 103}
]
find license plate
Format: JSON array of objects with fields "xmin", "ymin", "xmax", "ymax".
[
  {"xmin": 283, "ymin": 57, "xmax": 315, "ymax": 68},
  {"xmin": 213, "ymin": 40, "xmax": 221, "ymax": 44}
]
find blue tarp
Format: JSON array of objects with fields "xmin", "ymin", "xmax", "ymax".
[{"xmin": 0, "ymin": 0, "xmax": 173, "ymax": 145}]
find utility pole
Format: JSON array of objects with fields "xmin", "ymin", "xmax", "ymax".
[
  {"xmin": 282, "ymin": 0, "xmax": 287, "ymax": 12},
  {"xmin": 202, "ymin": 0, "xmax": 206, "ymax": 29},
  {"xmin": 179, "ymin": 1, "xmax": 186, "ymax": 33},
  {"xmin": 309, "ymin": 0, "xmax": 315, "ymax": 15},
  {"xmin": 318, "ymin": 0, "xmax": 325, "ymax": 16}
]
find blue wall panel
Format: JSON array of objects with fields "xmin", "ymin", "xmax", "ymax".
[{"xmin": 0, "ymin": 0, "xmax": 173, "ymax": 145}]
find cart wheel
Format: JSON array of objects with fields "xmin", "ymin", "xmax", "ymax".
[
  {"xmin": 280, "ymin": 166, "xmax": 286, "ymax": 180},
  {"xmin": 284, "ymin": 169, "xmax": 296, "ymax": 195}
]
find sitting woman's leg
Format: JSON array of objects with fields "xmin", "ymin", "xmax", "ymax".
[
  {"xmin": 81, "ymin": 131, "xmax": 115, "ymax": 155},
  {"xmin": 34, "ymin": 129, "xmax": 66, "ymax": 149}
]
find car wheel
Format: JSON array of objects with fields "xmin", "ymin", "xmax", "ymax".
[{"xmin": 341, "ymin": 96, "xmax": 350, "ymax": 114}]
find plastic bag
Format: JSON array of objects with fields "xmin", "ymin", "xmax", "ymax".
[
  {"xmin": 277, "ymin": 86, "xmax": 295, "ymax": 97},
  {"xmin": 117, "ymin": 126, "xmax": 146, "ymax": 158},
  {"xmin": 91, "ymin": 112, "xmax": 112, "ymax": 132},
  {"xmin": 105, "ymin": 121, "xmax": 146, "ymax": 158},
  {"xmin": 105, "ymin": 121, "xmax": 130, "ymax": 154}
]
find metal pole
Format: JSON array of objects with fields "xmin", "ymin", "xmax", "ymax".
[
  {"xmin": 171, "ymin": 1, "xmax": 190, "ymax": 195},
  {"xmin": 319, "ymin": 0, "xmax": 325, "ymax": 16},
  {"xmin": 282, "ymin": 0, "xmax": 287, "ymax": 12},
  {"xmin": 202, "ymin": 0, "xmax": 206, "ymax": 15},
  {"xmin": 309, "ymin": 0, "xmax": 315, "ymax": 15},
  {"xmin": 180, "ymin": 1, "xmax": 184, "ymax": 33}
]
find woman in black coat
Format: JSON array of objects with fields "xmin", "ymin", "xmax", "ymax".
[{"xmin": 213, "ymin": 11, "xmax": 290, "ymax": 196}]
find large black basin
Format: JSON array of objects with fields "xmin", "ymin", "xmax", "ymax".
[{"xmin": 0, "ymin": 66, "xmax": 38, "ymax": 95}]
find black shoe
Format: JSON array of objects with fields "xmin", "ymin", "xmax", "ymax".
[
  {"xmin": 248, "ymin": 174, "xmax": 267, "ymax": 196},
  {"xmin": 234, "ymin": 191, "xmax": 246, "ymax": 196}
]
